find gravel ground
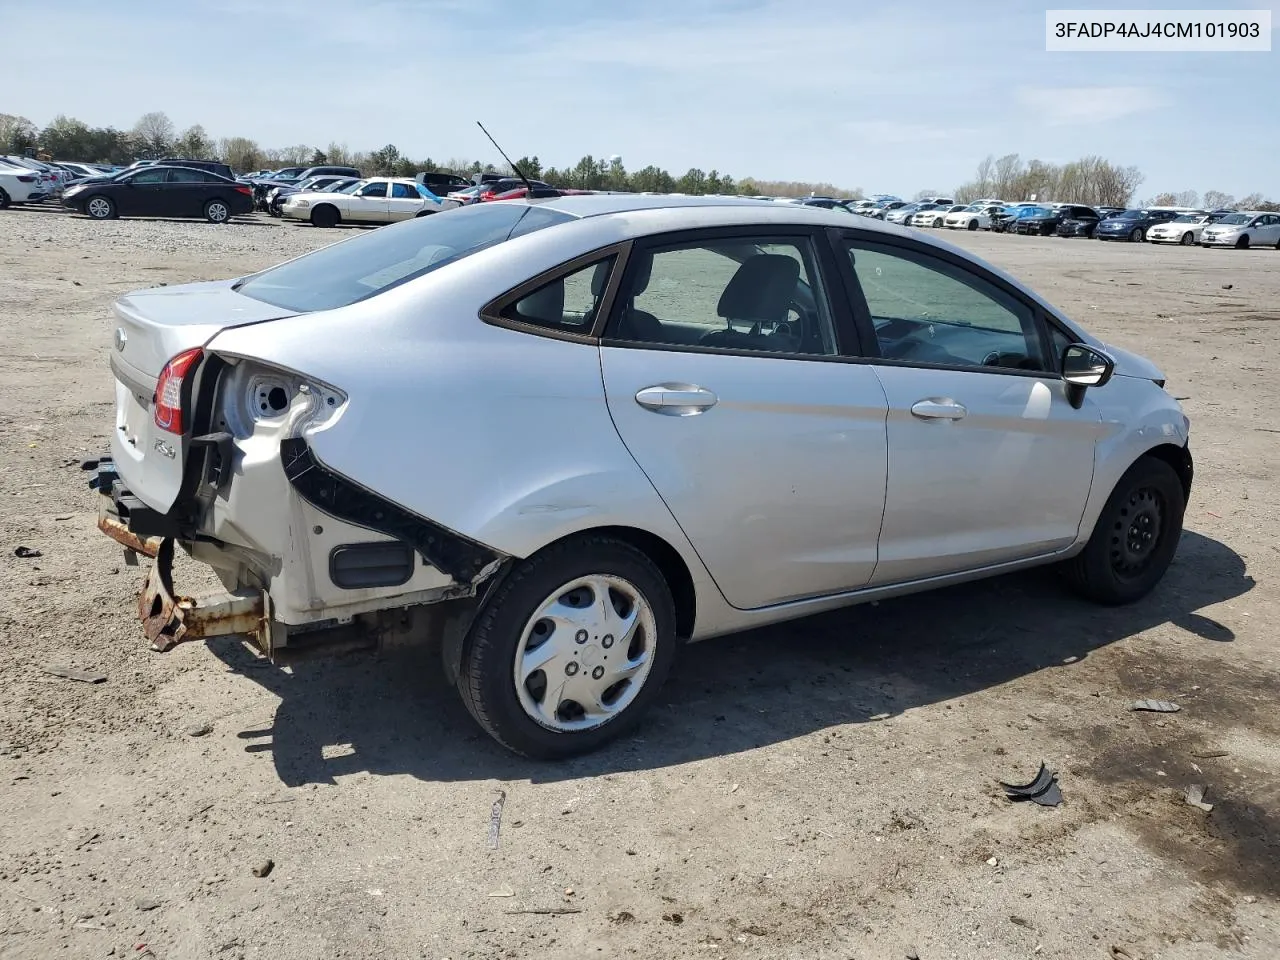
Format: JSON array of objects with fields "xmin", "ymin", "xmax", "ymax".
[{"xmin": 1, "ymin": 204, "xmax": 1278, "ymax": 960}]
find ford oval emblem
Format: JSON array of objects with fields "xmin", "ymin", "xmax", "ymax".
[{"xmin": 114, "ymin": 327, "xmax": 128, "ymax": 351}]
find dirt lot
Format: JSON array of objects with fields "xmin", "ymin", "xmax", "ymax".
[{"xmin": 1, "ymin": 205, "xmax": 1278, "ymax": 960}]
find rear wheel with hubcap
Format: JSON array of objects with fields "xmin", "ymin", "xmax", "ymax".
[
  {"xmin": 1061, "ymin": 456, "xmax": 1185, "ymax": 605},
  {"xmin": 204, "ymin": 199, "xmax": 231, "ymax": 224},
  {"xmin": 457, "ymin": 536, "xmax": 677, "ymax": 758},
  {"xmin": 86, "ymin": 195, "xmax": 115, "ymax": 219}
]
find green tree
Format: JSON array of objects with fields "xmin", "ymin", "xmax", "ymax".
[
  {"xmin": 174, "ymin": 124, "xmax": 213, "ymax": 159},
  {"xmin": 512, "ymin": 155, "xmax": 543, "ymax": 178},
  {"xmin": 676, "ymin": 167, "xmax": 707, "ymax": 194},
  {"xmin": 39, "ymin": 115, "xmax": 93, "ymax": 159},
  {"xmin": 367, "ymin": 144, "xmax": 401, "ymax": 175},
  {"xmin": 310, "ymin": 148, "xmax": 328, "ymax": 165}
]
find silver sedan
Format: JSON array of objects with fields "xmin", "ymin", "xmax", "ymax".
[{"xmin": 96, "ymin": 195, "xmax": 1192, "ymax": 757}]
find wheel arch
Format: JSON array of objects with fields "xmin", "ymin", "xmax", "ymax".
[{"xmin": 524, "ymin": 525, "xmax": 697, "ymax": 641}]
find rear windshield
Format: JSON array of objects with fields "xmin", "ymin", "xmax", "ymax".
[{"xmin": 234, "ymin": 203, "xmax": 574, "ymax": 312}]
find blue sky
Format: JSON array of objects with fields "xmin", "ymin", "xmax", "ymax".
[{"xmin": 9, "ymin": 0, "xmax": 1278, "ymax": 196}]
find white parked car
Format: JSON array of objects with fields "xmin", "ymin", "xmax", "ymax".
[
  {"xmin": 1199, "ymin": 211, "xmax": 1280, "ymax": 249},
  {"xmin": 1146, "ymin": 214, "xmax": 1213, "ymax": 246},
  {"xmin": 1, "ymin": 156, "xmax": 58, "ymax": 197},
  {"xmin": 0, "ymin": 164, "xmax": 47, "ymax": 206},
  {"xmin": 944, "ymin": 203, "xmax": 1007, "ymax": 231},
  {"xmin": 911, "ymin": 204, "xmax": 968, "ymax": 228},
  {"xmin": 94, "ymin": 196, "xmax": 1192, "ymax": 758},
  {"xmin": 280, "ymin": 177, "xmax": 446, "ymax": 228}
]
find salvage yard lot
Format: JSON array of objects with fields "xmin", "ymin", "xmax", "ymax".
[{"xmin": 1, "ymin": 205, "xmax": 1278, "ymax": 960}]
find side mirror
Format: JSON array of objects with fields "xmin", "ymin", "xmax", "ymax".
[{"xmin": 1061, "ymin": 343, "xmax": 1115, "ymax": 408}]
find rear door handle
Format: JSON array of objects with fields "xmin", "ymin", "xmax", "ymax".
[
  {"xmin": 635, "ymin": 384, "xmax": 718, "ymax": 416},
  {"xmin": 910, "ymin": 398, "xmax": 967, "ymax": 421}
]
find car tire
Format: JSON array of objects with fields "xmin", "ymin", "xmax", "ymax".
[
  {"xmin": 967, "ymin": 219, "xmax": 979, "ymax": 231},
  {"xmin": 933, "ymin": 217, "xmax": 943, "ymax": 228},
  {"xmin": 85, "ymin": 195, "xmax": 115, "ymax": 220},
  {"xmin": 1129, "ymin": 227, "xmax": 1144, "ymax": 242},
  {"xmin": 457, "ymin": 535, "xmax": 679, "ymax": 759},
  {"xmin": 1061, "ymin": 456, "xmax": 1185, "ymax": 606},
  {"xmin": 310, "ymin": 205, "xmax": 339, "ymax": 228},
  {"xmin": 1236, "ymin": 234, "xmax": 1250, "ymax": 249},
  {"xmin": 1179, "ymin": 232, "xmax": 1195, "ymax": 245},
  {"xmin": 0, "ymin": 188, "xmax": 10, "ymax": 209},
  {"xmin": 204, "ymin": 199, "xmax": 231, "ymax": 224}
]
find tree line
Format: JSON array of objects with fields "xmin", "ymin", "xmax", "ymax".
[
  {"xmin": 3, "ymin": 111, "xmax": 1274, "ymax": 209},
  {"xmin": 0, "ymin": 110, "xmax": 857, "ymax": 199},
  {"xmin": 952, "ymin": 152, "xmax": 1277, "ymax": 211}
]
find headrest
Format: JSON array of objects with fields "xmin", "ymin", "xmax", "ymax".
[
  {"xmin": 590, "ymin": 260, "xmax": 611, "ymax": 297},
  {"xmin": 717, "ymin": 254, "xmax": 800, "ymax": 321},
  {"xmin": 515, "ymin": 280, "xmax": 564, "ymax": 327}
]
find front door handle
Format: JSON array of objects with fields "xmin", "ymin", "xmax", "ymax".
[
  {"xmin": 910, "ymin": 398, "xmax": 967, "ymax": 421},
  {"xmin": 635, "ymin": 384, "xmax": 719, "ymax": 416}
]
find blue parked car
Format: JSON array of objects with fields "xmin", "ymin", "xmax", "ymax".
[{"xmin": 1095, "ymin": 208, "xmax": 1182, "ymax": 242}]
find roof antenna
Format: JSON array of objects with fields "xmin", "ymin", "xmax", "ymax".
[{"xmin": 476, "ymin": 121, "xmax": 533, "ymax": 194}]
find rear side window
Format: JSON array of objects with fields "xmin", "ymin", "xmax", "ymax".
[
  {"xmin": 235, "ymin": 202, "xmax": 575, "ymax": 312},
  {"xmin": 391, "ymin": 182, "xmax": 416, "ymax": 199},
  {"xmin": 500, "ymin": 257, "xmax": 616, "ymax": 332}
]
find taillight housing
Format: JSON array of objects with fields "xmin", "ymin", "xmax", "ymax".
[
  {"xmin": 154, "ymin": 348, "xmax": 203, "ymax": 434},
  {"xmin": 234, "ymin": 184, "xmax": 252, "ymax": 196},
  {"xmin": 17, "ymin": 175, "xmax": 35, "ymax": 183}
]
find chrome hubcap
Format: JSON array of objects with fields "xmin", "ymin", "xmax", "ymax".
[
  {"xmin": 209, "ymin": 203, "xmax": 228, "ymax": 221},
  {"xmin": 88, "ymin": 198, "xmax": 110, "ymax": 217},
  {"xmin": 513, "ymin": 574, "xmax": 655, "ymax": 732},
  {"xmin": 1111, "ymin": 488, "xmax": 1164, "ymax": 577}
]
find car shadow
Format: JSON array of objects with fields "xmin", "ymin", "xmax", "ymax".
[{"xmin": 208, "ymin": 530, "xmax": 1253, "ymax": 786}]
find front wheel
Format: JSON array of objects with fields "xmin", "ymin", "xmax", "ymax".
[
  {"xmin": 85, "ymin": 195, "xmax": 116, "ymax": 219},
  {"xmin": 310, "ymin": 205, "xmax": 339, "ymax": 228},
  {"xmin": 1180, "ymin": 232, "xmax": 1195, "ymax": 246},
  {"xmin": 1236, "ymin": 234, "xmax": 1250, "ymax": 249},
  {"xmin": 967, "ymin": 218, "xmax": 979, "ymax": 231},
  {"xmin": 1130, "ymin": 227, "xmax": 1144, "ymax": 242},
  {"xmin": 1061, "ymin": 456, "xmax": 1185, "ymax": 605},
  {"xmin": 457, "ymin": 536, "xmax": 678, "ymax": 758},
  {"xmin": 204, "ymin": 199, "xmax": 231, "ymax": 224},
  {"xmin": 0, "ymin": 188, "xmax": 10, "ymax": 209}
]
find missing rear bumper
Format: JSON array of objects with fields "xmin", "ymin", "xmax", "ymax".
[{"xmin": 139, "ymin": 538, "xmax": 271, "ymax": 652}]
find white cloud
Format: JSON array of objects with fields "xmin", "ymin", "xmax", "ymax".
[{"xmin": 1016, "ymin": 86, "xmax": 1166, "ymax": 125}]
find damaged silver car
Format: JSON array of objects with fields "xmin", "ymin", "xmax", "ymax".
[{"xmin": 95, "ymin": 195, "xmax": 1193, "ymax": 757}]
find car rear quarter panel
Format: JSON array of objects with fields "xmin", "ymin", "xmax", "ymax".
[{"xmin": 206, "ymin": 225, "xmax": 717, "ymax": 606}]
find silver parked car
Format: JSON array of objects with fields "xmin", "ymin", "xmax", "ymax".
[{"xmin": 95, "ymin": 196, "xmax": 1193, "ymax": 757}]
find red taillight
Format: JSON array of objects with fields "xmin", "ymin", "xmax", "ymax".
[
  {"xmin": 154, "ymin": 348, "xmax": 203, "ymax": 435},
  {"xmin": 234, "ymin": 185, "xmax": 251, "ymax": 195}
]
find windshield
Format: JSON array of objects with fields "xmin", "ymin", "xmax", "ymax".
[
  {"xmin": 1216, "ymin": 214, "xmax": 1250, "ymax": 225},
  {"xmin": 1113, "ymin": 210, "xmax": 1146, "ymax": 220},
  {"xmin": 1171, "ymin": 214, "xmax": 1203, "ymax": 224},
  {"xmin": 235, "ymin": 203, "xmax": 575, "ymax": 312}
]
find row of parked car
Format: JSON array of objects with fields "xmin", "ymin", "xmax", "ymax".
[
  {"xmin": 804, "ymin": 195, "xmax": 1280, "ymax": 249},
  {"xmin": 9, "ymin": 153, "xmax": 1279, "ymax": 249}
]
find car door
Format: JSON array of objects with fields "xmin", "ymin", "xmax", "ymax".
[
  {"xmin": 163, "ymin": 167, "xmax": 210, "ymax": 217},
  {"xmin": 349, "ymin": 180, "xmax": 390, "ymax": 222},
  {"xmin": 598, "ymin": 228, "xmax": 890, "ymax": 610},
  {"xmin": 386, "ymin": 181, "xmax": 424, "ymax": 221},
  {"xmin": 118, "ymin": 168, "xmax": 168, "ymax": 215},
  {"xmin": 835, "ymin": 232, "xmax": 1104, "ymax": 586},
  {"xmin": 1255, "ymin": 214, "xmax": 1280, "ymax": 244}
]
